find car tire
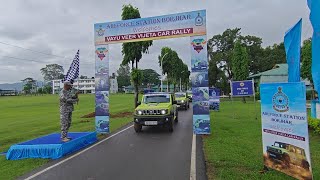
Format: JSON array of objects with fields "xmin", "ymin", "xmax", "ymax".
[
  {"xmin": 188, "ymin": 103, "xmax": 190, "ymax": 109},
  {"xmin": 282, "ymin": 154, "xmax": 291, "ymax": 167},
  {"xmin": 134, "ymin": 122, "xmax": 142, "ymax": 133},
  {"xmin": 302, "ymin": 160, "xmax": 310, "ymax": 170}
]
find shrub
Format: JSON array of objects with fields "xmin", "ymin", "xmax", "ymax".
[
  {"xmin": 255, "ymin": 92, "xmax": 260, "ymax": 100},
  {"xmin": 308, "ymin": 117, "xmax": 320, "ymax": 134}
]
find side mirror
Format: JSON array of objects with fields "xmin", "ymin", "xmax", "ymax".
[
  {"xmin": 137, "ymin": 101, "xmax": 141, "ymax": 106},
  {"xmin": 173, "ymin": 100, "xmax": 177, "ymax": 104}
]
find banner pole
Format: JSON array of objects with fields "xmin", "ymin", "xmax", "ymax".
[
  {"xmin": 252, "ymin": 79, "xmax": 257, "ymax": 120},
  {"xmin": 230, "ymin": 80, "xmax": 235, "ymax": 120}
]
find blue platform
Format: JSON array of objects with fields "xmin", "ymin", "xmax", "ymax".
[{"xmin": 6, "ymin": 132, "xmax": 97, "ymax": 160}]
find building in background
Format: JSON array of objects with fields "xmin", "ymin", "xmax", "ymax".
[
  {"xmin": 52, "ymin": 77, "xmax": 118, "ymax": 94},
  {"xmin": 249, "ymin": 63, "xmax": 311, "ymax": 90},
  {"xmin": 110, "ymin": 78, "xmax": 118, "ymax": 93}
]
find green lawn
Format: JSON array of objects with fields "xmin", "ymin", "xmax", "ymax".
[
  {"xmin": 0, "ymin": 93, "xmax": 135, "ymax": 180},
  {"xmin": 204, "ymin": 101, "xmax": 320, "ymax": 179}
]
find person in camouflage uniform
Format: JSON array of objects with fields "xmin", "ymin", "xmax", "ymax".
[{"xmin": 60, "ymin": 81, "xmax": 79, "ymax": 142}]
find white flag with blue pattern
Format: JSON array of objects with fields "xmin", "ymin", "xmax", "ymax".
[{"xmin": 62, "ymin": 50, "xmax": 79, "ymax": 84}]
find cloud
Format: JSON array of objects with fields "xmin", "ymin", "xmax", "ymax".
[{"xmin": 0, "ymin": 0, "xmax": 312, "ymax": 83}]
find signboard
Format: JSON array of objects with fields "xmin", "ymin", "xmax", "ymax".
[
  {"xmin": 260, "ymin": 82, "xmax": 312, "ymax": 179},
  {"xmin": 94, "ymin": 10, "xmax": 206, "ymax": 44},
  {"xmin": 94, "ymin": 10, "xmax": 210, "ymax": 135},
  {"xmin": 231, "ymin": 80, "xmax": 254, "ymax": 97},
  {"xmin": 95, "ymin": 45, "xmax": 110, "ymax": 133},
  {"xmin": 209, "ymin": 88, "xmax": 220, "ymax": 111}
]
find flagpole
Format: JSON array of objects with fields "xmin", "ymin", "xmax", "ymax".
[{"xmin": 77, "ymin": 50, "xmax": 80, "ymax": 105}]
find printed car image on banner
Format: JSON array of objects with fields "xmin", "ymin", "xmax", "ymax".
[
  {"xmin": 95, "ymin": 116, "xmax": 109, "ymax": 133},
  {"xmin": 94, "ymin": 10, "xmax": 206, "ymax": 44},
  {"xmin": 191, "ymin": 58, "xmax": 208, "ymax": 72},
  {"xmin": 231, "ymin": 80, "xmax": 254, "ymax": 97},
  {"xmin": 193, "ymin": 115, "xmax": 210, "ymax": 134},
  {"xmin": 209, "ymin": 88, "xmax": 220, "ymax": 111},
  {"xmin": 193, "ymin": 100, "xmax": 209, "ymax": 115},
  {"xmin": 260, "ymin": 82, "xmax": 312, "ymax": 179},
  {"xmin": 95, "ymin": 91, "xmax": 109, "ymax": 116}
]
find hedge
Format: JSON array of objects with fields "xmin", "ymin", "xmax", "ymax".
[{"xmin": 308, "ymin": 117, "xmax": 320, "ymax": 135}]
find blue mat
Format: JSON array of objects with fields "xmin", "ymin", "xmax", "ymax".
[{"xmin": 6, "ymin": 132, "xmax": 97, "ymax": 160}]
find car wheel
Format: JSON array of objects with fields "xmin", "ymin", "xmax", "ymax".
[
  {"xmin": 282, "ymin": 154, "xmax": 291, "ymax": 167},
  {"xmin": 134, "ymin": 122, "xmax": 142, "ymax": 133},
  {"xmin": 301, "ymin": 160, "xmax": 310, "ymax": 170},
  {"xmin": 188, "ymin": 103, "xmax": 190, "ymax": 109},
  {"xmin": 168, "ymin": 119, "xmax": 174, "ymax": 132}
]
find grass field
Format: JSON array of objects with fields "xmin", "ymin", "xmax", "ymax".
[
  {"xmin": 204, "ymin": 100, "xmax": 320, "ymax": 179},
  {"xmin": 0, "ymin": 93, "xmax": 135, "ymax": 180}
]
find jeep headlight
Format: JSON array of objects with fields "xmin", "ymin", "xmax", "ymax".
[
  {"xmin": 181, "ymin": 100, "xmax": 185, "ymax": 103},
  {"xmin": 137, "ymin": 110, "xmax": 143, "ymax": 115},
  {"xmin": 161, "ymin": 109, "xmax": 167, "ymax": 115}
]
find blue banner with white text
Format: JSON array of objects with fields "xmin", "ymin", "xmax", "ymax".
[
  {"xmin": 231, "ymin": 80, "xmax": 254, "ymax": 97},
  {"xmin": 260, "ymin": 82, "xmax": 312, "ymax": 179}
]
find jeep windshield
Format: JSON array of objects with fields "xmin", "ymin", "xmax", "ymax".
[
  {"xmin": 274, "ymin": 142, "xmax": 287, "ymax": 149},
  {"xmin": 175, "ymin": 93, "xmax": 185, "ymax": 98},
  {"xmin": 143, "ymin": 94, "xmax": 170, "ymax": 104}
]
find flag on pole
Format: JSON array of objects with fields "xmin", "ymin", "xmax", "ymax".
[
  {"xmin": 284, "ymin": 19, "xmax": 302, "ymax": 82},
  {"xmin": 307, "ymin": 0, "xmax": 320, "ymax": 93},
  {"xmin": 62, "ymin": 50, "xmax": 80, "ymax": 84}
]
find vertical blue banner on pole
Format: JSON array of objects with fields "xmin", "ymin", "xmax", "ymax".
[
  {"xmin": 95, "ymin": 45, "xmax": 110, "ymax": 133},
  {"xmin": 284, "ymin": 19, "xmax": 302, "ymax": 82},
  {"xmin": 191, "ymin": 35, "xmax": 210, "ymax": 134},
  {"xmin": 209, "ymin": 88, "xmax": 220, "ymax": 111},
  {"xmin": 307, "ymin": 0, "xmax": 320, "ymax": 94},
  {"xmin": 260, "ymin": 82, "xmax": 312, "ymax": 179}
]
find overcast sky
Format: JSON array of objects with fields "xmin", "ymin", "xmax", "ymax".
[{"xmin": 0, "ymin": 0, "xmax": 313, "ymax": 84}]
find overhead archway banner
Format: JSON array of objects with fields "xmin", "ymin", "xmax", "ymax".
[
  {"xmin": 94, "ymin": 10, "xmax": 210, "ymax": 135},
  {"xmin": 94, "ymin": 10, "xmax": 206, "ymax": 45}
]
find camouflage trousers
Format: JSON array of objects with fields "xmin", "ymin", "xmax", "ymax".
[{"xmin": 60, "ymin": 111, "xmax": 72, "ymax": 139}]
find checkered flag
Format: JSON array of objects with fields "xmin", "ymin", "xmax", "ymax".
[{"xmin": 62, "ymin": 50, "xmax": 80, "ymax": 84}]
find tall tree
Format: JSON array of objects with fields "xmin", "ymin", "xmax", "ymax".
[
  {"xmin": 121, "ymin": 4, "xmax": 153, "ymax": 107},
  {"xmin": 117, "ymin": 64, "xmax": 131, "ymax": 88},
  {"xmin": 301, "ymin": 39, "xmax": 313, "ymax": 97},
  {"xmin": 232, "ymin": 41, "xmax": 249, "ymax": 81},
  {"xmin": 232, "ymin": 41, "xmax": 249, "ymax": 102},
  {"xmin": 22, "ymin": 77, "xmax": 36, "ymax": 94},
  {"xmin": 141, "ymin": 69, "xmax": 160, "ymax": 87},
  {"xmin": 40, "ymin": 64, "xmax": 64, "ymax": 82}
]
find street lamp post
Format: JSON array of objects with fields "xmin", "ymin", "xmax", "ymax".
[
  {"xmin": 180, "ymin": 71, "xmax": 185, "ymax": 92},
  {"xmin": 160, "ymin": 52, "xmax": 169, "ymax": 92}
]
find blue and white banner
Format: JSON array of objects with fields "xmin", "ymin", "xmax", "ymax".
[
  {"xmin": 191, "ymin": 35, "xmax": 210, "ymax": 134},
  {"xmin": 284, "ymin": 19, "xmax": 302, "ymax": 82},
  {"xmin": 307, "ymin": 0, "xmax": 320, "ymax": 94},
  {"xmin": 209, "ymin": 88, "xmax": 220, "ymax": 111},
  {"xmin": 260, "ymin": 82, "xmax": 312, "ymax": 179},
  {"xmin": 231, "ymin": 80, "xmax": 254, "ymax": 97},
  {"xmin": 95, "ymin": 45, "xmax": 109, "ymax": 133}
]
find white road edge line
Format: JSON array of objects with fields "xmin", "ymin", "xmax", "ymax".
[
  {"xmin": 25, "ymin": 125, "xmax": 134, "ymax": 180},
  {"xmin": 190, "ymin": 133, "xmax": 196, "ymax": 180}
]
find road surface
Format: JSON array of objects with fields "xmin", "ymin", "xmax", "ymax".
[{"xmin": 21, "ymin": 107, "xmax": 207, "ymax": 180}]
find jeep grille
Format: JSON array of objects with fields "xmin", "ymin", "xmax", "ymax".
[{"xmin": 142, "ymin": 110, "xmax": 161, "ymax": 115}]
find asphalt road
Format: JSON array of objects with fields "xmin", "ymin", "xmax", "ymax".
[{"xmin": 22, "ymin": 107, "xmax": 207, "ymax": 180}]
